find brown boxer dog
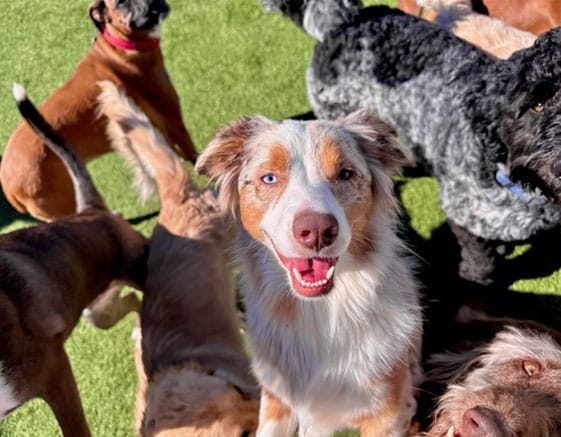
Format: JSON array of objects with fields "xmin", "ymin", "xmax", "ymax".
[
  {"xmin": 0, "ymin": 0, "xmax": 197, "ymax": 222},
  {"xmin": 0, "ymin": 84, "xmax": 147, "ymax": 437}
]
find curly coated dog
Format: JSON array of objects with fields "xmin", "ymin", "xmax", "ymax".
[
  {"xmin": 262, "ymin": 0, "xmax": 561, "ymax": 285},
  {"xmin": 417, "ymin": 312, "xmax": 561, "ymax": 436}
]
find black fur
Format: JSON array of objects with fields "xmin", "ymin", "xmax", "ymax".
[{"xmin": 265, "ymin": 0, "xmax": 561, "ymax": 285}]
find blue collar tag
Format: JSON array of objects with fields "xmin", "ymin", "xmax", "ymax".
[{"xmin": 495, "ymin": 167, "xmax": 532, "ymax": 203}]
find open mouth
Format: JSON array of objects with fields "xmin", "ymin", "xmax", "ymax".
[{"xmin": 277, "ymin": 254, "xmax": 338, "ymax": 297}]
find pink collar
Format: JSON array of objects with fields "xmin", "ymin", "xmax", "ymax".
[{"xmin": 102, "ymin": 27, "xmax": 160, "ymax": 52}]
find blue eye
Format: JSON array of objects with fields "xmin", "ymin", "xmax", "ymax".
[{"xmin": 261, "ymin": 173, "xmax": 277, "ymax": 184}]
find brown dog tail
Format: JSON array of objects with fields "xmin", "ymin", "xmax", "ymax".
[
  {"xmin": 96, "ymin": 81, "xmax": 190, "ymax": 205},
  {"xmin": 12, "ymin": 83, "xmax": 107, "ymax": 213}
]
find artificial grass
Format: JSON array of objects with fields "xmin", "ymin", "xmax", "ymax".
[{"xmin": 0, "ymin": 0, "xmax": 560, "ymax": 436}]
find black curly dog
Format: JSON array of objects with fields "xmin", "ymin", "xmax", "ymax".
[{"xmin": 262, "ymin": 0, "xmax": 561, "ymax": 286}]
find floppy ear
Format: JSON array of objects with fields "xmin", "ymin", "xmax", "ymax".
[
  {"xmin": 88, "ymin": 0, "xmax": 107, "ymax": 32},
  {"xmin": 339, "ymin": 110, "xmax": 414, "ymax": 176},
  {"xmin": 195, "ymin": 116, "xmax": 272, "ymax": 216}
]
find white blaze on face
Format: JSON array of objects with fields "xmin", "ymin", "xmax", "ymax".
[
  {"xmin": 258, "ymin": 120, "xmax": 353, "ymax": 258},
  {"xmin": 239, "ymin": 119, "xmax": 377, "ymax": 297},
  {"xmin": 0, "ymin": 364, "xmax": 19, "ymax": 419}
]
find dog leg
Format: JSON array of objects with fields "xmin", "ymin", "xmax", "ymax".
[
  {"xmin": 257, "ymin": 390, "xmax": 297, "ymax": 437},
  {"xmin": 42, "ymin": 346, "xmax": 91, "ymax": 437},
  {"xmin": 448, "ymin": 220, "xmax": 504, "ymax": 285},
  {"xmin": 357, "ymin": 361, "xmax": 417, "ymax": 437},
  {"xmin": 82, "ymin": 281, "xmax": 141, "ymax": 329},
  {"xmin": 165, "ymin": 116, "xmax": 197, "ymax": 162},
  {"xmin": 131, "ymin": 318, "xmax": 148, "ymax": 436}
]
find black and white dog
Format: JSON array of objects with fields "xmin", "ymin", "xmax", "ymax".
[{"xmin": 262, "ymin": 0, "xmax": 561, "ymax": 285}]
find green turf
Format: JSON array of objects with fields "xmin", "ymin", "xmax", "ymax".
[{"xmin": 0, "ymin": 1, "xmax": 560, "ymax": 436}]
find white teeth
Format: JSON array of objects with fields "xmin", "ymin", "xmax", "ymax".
[
  {"xmin": 446, "ymin": 426, "xmax": 455, "ymax": 437},
  {"xmin": 291, "ymin": 268, "xmax": 333, "ymax": 288},
  {"xmin": 292, "ymin": 268, "xmax": 303, "ymax": 283}
]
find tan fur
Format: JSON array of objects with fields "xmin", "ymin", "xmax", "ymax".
[
  {"xmin": 416, "ymin": 0, "xmax": 536, "ymax": 59},
  {"xmin": 260, "ymin": 390, "xmax": 293, "ymax": 423},
  {"xmin": 82, "ymin": 280, "xmax": 141, "ymax": 330},
  {"xmin": 356, "ymin": 361, "xmax": 416, "ymax": 436},
  {"xmin": 398, "ymin": 0, "xmax": 561, "ymax": 36},
  {"xmin": 0, "ymin": 0, "xmax": 196, "ymax": 221},
  {"xmin": 95, "ymin": 83, "xmax": 259, "ymax": 437}
]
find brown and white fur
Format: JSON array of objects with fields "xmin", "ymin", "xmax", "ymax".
[
  {"xmin": 417, "ymin": 0, "xmax": 536, "ymax": 59},
  {"xmin": 0, "ymin": 85, "xmax": 147, "ymax": 437},
  {"xmin": 398, "ymin": 0, "xmax": 561, "ymax": 36},
  {"xmin": 0, "ymin": 0, "xmax": 196, "ymax": 222},
  {"xmin": 96, "ymin": 81, "xmax": 259, "ymax": 437},
  {"xmin": 419, "ymin": 314, "xmax": 561, "ymax": 436},
  {"xmin": 195, "ymin": 111, "xmax": 423, "ymax": 436}
]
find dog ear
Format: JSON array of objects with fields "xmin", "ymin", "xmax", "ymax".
[
  {"xmin": 196, "ymin": 116, "xmax": 272, "ymax": 216},
  {"xmin": 339, "ymin": 110, "xmax": 414, "ymax": 175},
  {"xmin": 89, "ymin": 0, "xmax": 108, "ymax": 32}
]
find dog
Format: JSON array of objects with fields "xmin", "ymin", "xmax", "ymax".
[
  {"xmin": 397, "ymin": 0, "xmax": 561, "ymax": 35},
  {"xmin": 93, "ymin": 81, "xmax": 260, "ymax": 437},
  {"xmin": 417, "ymin": 311, "xmax": 561, "ymax": 436},
  {"xmin": 0, "ymin": 85, "xmax": 147, "ymax": 437},
  {"xmin": 195, "ymin": 110, "xmax": 423, "ymax": 436},
  {"xmin": 262, "ymin": 0, "xmax": 561, "ymax": 286},
  {"xmin": 416, "ymin": 0, "xmax": 536, "ymax": 59},
  {"xmin": 0, "ymin": 0, "xmax": 196, "ymax": 222}
]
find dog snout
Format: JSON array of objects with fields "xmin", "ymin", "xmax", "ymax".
[
  {"xmin": 292, "ymin": 210, "xmax": 339, "ymax": 251},
  {"xmin": 461, "ymin": 406, "xmax": 506, "ymax": 437}
]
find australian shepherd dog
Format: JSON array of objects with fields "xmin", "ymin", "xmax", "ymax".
[{"xmin": 196, "ymin": 110, "xmax": 423, "ymax": 436}]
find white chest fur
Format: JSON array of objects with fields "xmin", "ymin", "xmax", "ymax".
[{"xmin": 239, "ymin": 235, "xmax": 421, "ymax": 431}]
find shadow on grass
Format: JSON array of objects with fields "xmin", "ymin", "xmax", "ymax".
[
  {"xmin": 0, "ymin": 189, "xmax": 38, "ymax": 230},
  {"xmin": 396, "ymin": 180, "xmax": 561, "ymax": 431},
  {"xmin": 395, "ymin": 179, "xmax": 561, "ymax": 331},
  {"xmin": 0, "ymin": 182, "xmax": 160, "ymax": 230}
]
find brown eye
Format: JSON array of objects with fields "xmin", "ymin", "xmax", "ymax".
[
  {"xmin": 533, "ymin": 102, "xmax": 545, "ymax": 113},
  {"xmin": 338, "ymin": 168, "xmax": 354, "ymax": 181},
  {"xmin": 522, "ymin": 360, "xmax": 541, "ymax": 377}
]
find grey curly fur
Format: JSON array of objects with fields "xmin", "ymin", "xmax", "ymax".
[{"xmin": 262, "ymin": 0, "xmax": 561, "ymax": 285}]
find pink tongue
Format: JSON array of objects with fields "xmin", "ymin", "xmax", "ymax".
[{"xmin": 291, "ymin": 258, "xmax": 333, "ymax": 282}]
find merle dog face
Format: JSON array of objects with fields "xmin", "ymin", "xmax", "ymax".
[{"xmin": 500, "ymin": 28, "xmax": 561, "ymax": 203}]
